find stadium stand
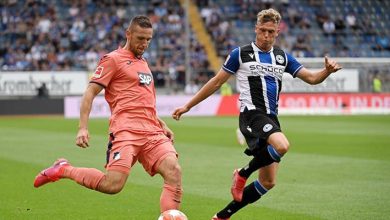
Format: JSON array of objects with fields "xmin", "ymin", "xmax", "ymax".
[
  {"xmin": 197, "ymin": 0, "xmax": 390, "ymax": 58},
  {"xmin": 1, "ymin": 0, "xmax": 389, "ymax": 92},
  {"xmin": 0, "ymin": 0, "xmax": 213, "ymax": 92}
]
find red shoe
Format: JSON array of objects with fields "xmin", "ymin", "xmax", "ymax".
[
  {"xmin": 34, "ymin": 158, "xmax": 70, "ymax": 188},
  {"xmin": 231, "ymin": 169, "xmax": 247, "ymax": 202},
  {"xmin": 212, "ymin": 214, "xmax": 230, "ymax": 220}
]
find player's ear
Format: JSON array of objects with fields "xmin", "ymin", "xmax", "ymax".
[
  {"xmin": 125, "ymin": 28, "xmax": 131, "ymax": 39},
  {"xmin": 255, "ymin": 23, "xmax": 259, "ymax": 33},
  {"xmin": 276, "ymin": 28, "xmax": 280, "ymax": 37}
]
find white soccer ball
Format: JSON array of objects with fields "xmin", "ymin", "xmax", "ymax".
[{"xmin": 158, "ymin": 209, "xmax": 188, "ymax": 220}]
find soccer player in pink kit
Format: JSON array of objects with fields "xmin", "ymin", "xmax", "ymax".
[{"xmin": 34, "ymin": 16, "xmax": 183, "ymax": 213}]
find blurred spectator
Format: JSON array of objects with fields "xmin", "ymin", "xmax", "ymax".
[
  {"xmin": 334, "ymin": 16, "xmax": 346, "ymax": 36},
  {"xmin": 220, "ymin": 83, "xmax": 232, "ymax": 96},
  {"xmin": 36, "ymin": 82, "xmax": 49, "ymax": 99},
  {"xmin": 372, "ymin": 72, "xmax": 382, "ymax": 93},
  {"xmin": 291, "ymin": 35, "xmax": 312, "ymax": 57},
  {"xmin": 345, "ymin": 12, "xmax": 359, "ymax": 31},
  {"xmin": 184, "ymin": 79, "xmax": 200, "ymax": 95},
  {"xmin": 322, "ymin": 17, "xmax": 335, "ymax": 37},
  {"xmin": 372, "ymin": 33, "xmax": 390, "ymax": 51}
]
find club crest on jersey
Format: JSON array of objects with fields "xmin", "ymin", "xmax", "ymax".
[
  {"xmin": 263, "ymin": 124, "xmax": 273, "ymax": 132},
  {"xmin": 276, "ymin": 55, "xmax": 285, "ymax": 64},
  {"xmin": 93, "ymin": 66, "xmax": 104, "ymax": 78},
  {"xmin": 138, "ymin": 72, "xmax": 153, "ymax": 86},
  {"xmin": 113, "ymin": 152, "xmax": 120, "ymax": 160}
]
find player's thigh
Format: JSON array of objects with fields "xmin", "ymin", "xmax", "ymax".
[
  {"xmin": 138, "ymin": 133, "xmax": 178, "ymax": 177},
  {"xmin": 105, "ymin": 170, "xmax": 129, "ymax": 185},
  {"xmin": 258, "ymin": 162, "xmax": 279, "ymax": 189}
]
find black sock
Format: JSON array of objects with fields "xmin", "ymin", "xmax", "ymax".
[
  {"xmin": 217, "ymin": 181, "xmax": 263, "ymax": 218},
  {"xmin": 239, "ymin": 145, "xmax": 281, "ymax": 178}
]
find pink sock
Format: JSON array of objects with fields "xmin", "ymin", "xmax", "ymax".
[
  {"xmin": 160, "ymin": 183, "xmax": 183, "ymax": 212},
  {"xmin": 63, "ymin": 166, "xmax": 105, "ymax": 190}
]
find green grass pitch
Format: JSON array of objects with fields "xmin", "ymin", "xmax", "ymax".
[{"xmin": 0, "ymin": 115, "xmax": 389, "ymax": 220}]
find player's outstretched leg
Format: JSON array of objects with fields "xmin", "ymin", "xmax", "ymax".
[{"xmin": 34, "ymin": 158, "xmax": 70, "ymax": 188}]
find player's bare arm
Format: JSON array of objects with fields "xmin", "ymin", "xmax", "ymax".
[
  {"xmin": 76, "ymin": 83, "xmax": 104, "ymax": 148},
  {"xmin": 172, "ymin": 70, "xmax": 231, "ymax": 120},
  {"xmin": 296, "ymin": 56, "xmax": 342, "ymax": 85}
]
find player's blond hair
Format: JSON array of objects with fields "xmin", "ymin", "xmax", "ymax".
[{"xmin": 257, "ymin": 8, "xmax": 281, "ymax": 24}]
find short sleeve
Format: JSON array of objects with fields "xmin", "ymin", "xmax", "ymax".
[
  {"xmin": 222, "ymin": 47, "xmax": 240, "ymax": 75},
  {"xmin": 285, "ymin": 53, "xmax": 303, "ymax": 77},
  {"xmin": 90, "ymin": 55, "xmax": 117, "ymax": 87}
]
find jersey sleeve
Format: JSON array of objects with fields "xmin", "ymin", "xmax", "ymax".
[
  {"xmin": 222, "ymin": 47, "xmax": 240, "ymax": 75},
  {"xmin": 90, "ymin": 54, "xmax": 117, "ymax": 87},
  {"xmin": 285, "ymin": 53, "xmax": 303, "ymax": 78}
]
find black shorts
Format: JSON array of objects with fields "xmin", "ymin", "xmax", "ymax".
[{"xmin": 239, "ymin": 109, "xmax": 281, "ymax": 156}]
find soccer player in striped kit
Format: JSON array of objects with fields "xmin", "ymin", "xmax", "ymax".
[{"xmin": 172, "ymin": 8, "xmax": 341, "ymax": 220}]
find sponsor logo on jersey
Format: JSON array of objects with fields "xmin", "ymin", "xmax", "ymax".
[
  {"xmin": 249, "ymin": 53, "xmax": 254, "ymax": 59},
  {"xmin": 246, "ymin": 126, "xmax": 252, "ymax": 133},
  {"xmin": 263, "ymin": 124, "xmax": 273, "ymax": 132},
  {"xmin": 248, "ymin": 64, "xmax": 284, "ymax": 80},
  {"xmin": 138, "ymin": 72, "xmax": 153, "ymax": 86},
  {"xmin": 93, "ymin": 66, "xmax": 104, "ymax": 78}
]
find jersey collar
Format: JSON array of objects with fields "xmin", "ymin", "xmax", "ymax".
[
  {"xmin": 118, "ymin": 46, "xmax": 143, "ymax": 60},
  {"xmin": 252, "ymin": 42, "xmax": 273, "ymax": 53}
]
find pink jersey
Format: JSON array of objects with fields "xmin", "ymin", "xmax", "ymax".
[{"xmin": 90, "ymin": 47, "xmax": 163, "ymax": 134}]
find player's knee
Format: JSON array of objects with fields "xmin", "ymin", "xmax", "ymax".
[
  {"xmin": 274, "ymin": 140, "xmax": 289, "ymax": 156},
  {"xmin": 261, "ymin": 179, "xmax": 276, "ymax": 190},
  {"xmin": 104, "ymin": 184, "xmax": 124, "ymax": 194},
  {"xmin": 165, "ymin": 163, "xmax": 182, "ymax": 184},
  {"xmin": 98, "ymin": 172, "xmax": 127, "ymax": 194},
  {"xmin": 159, "ymin": 156, "xmax": 182, "ymax": 185}
]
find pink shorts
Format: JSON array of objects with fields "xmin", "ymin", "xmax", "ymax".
[{"xmin": 105, "ymin": 130, "xmax": 177, "ymax": 176}]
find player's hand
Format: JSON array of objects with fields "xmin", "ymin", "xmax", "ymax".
[
  {"xmin": 163, "ymin": 126, "xmax": 175, "ymax": 142},
  {"xmin": 76, "ymin": 128, "xmax": 90, "ymax": 148},
  {"xmin": 172, "ymin": 106, "xmax": 190, "ymax": 121},
  {"xmin": 325, "ymin": 56, "xmax": 342, "ymax": 74}
]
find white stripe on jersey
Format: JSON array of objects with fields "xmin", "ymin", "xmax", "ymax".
[{"xmin": 255, "ymin": 52, "xmax": 271, "ymax": 114}]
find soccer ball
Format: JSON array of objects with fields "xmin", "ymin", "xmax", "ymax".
[{"xmin": 158, "ymin": 209, "xmax": 188, "ymax": 220}]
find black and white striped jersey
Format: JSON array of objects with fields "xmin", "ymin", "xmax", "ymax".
[{"xmin": 222, "ymin": 42, "xmax": 303, "ymax": 115}]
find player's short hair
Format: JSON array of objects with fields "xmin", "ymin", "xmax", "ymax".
[
  {"xmin": 257, "ymin": 8, "xmax": 281, "ymax": 25},
  {"xmin": 128, "ymin": 15, "xmax": 152, "ymax": 31}
]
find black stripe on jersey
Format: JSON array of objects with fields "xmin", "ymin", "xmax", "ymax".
[
  {"xmin": 248, "ymin": 76, "xmax": 266, "ymax": 113},
  {"xmin": 273, "ymin": 46, "xmax": 286, "ymax": 66},
  {"xmin": 240, "ymin": 44, "xmax": 256, "ymax": 63}
]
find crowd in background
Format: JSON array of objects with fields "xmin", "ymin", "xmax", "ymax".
[
  {"xmin": 197, "ymin": 0, "xmax": 390, "ymax": 58},
  {"xmin": 1, "ymin": 0, "xmax": 389, "ymax": 93},
  {"xmin": 0, "ymin": 0, "xmax": 213, "ymax": 93}
]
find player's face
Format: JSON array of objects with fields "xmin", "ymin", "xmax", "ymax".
[
  {"xmin": 127, "ymin": 25, "xmax": 153, "ymax": 57},
  {"xmin": 255, "ymin": 21, "xmax": 279, "ymax": 51}
]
